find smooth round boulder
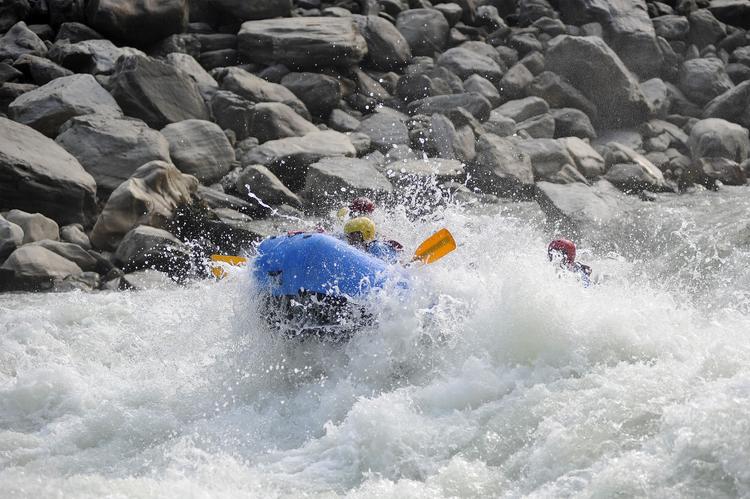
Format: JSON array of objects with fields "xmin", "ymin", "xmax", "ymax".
[
  {"xmin": 161, "ymin": 119, "xmax": 235, "ymax": 184},
  {"xmin": 396, "ymin": 8, "xmax": 449, "ymax": 57},
  {"xmin": 688, "ymin": 118, "xmax": 750, "ymax": 162},
  {"xmin": 1, "ymin": 245, "xmax": 81, "ymax": 279}
]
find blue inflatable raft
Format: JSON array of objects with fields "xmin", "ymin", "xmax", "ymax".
[{"xmin": 252, "ymin": 233, "xmax": 406, "ymax": 338}]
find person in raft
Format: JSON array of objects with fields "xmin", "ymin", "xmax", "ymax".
[
  {"xmin": 343, "ymin": 216, "xmax": 403, "ymax": 263},
  {"xmin": 547, "ymin": 238, "xmax": 592, "ymax": 287}
]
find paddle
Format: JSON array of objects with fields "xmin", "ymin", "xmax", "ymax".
[{"xmin": 209, "ymin": 228, "xmax": 456, "ymax": 277}]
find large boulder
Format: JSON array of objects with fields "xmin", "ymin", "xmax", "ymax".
[
  {"xmin": 494, "ymin": 96, "xmax": 549, "ymax": 123},
  {"xmin": 470, "ymin": 133, "xmax": 535, "ymax": 195},
  {"xmin": 234, "ymin": 164, "xmax": 302, "ymax": 208},
  {"xmin": 0, "ymin": 22, "xmax": 47, "ymax": 60},
  {"xmin": 708, "ymin": 0, "xmax": 750, "ymax": 29},
  {"xmin": 551, "ymin": 108, "xmax": 596, "ymax": 139},
  {"xmin": 114, "ymin": 225, "xmax": 190, "ymax": 275},
  {"xmin": 556, "ymin": 0, "xmax": 663, "ymax": 78},
  {"xmin": 356, "ymin": 112, "xmax": 410, "ymax": 153},
  {"xmin": 13, "ymin": 53, "xmax": 73, "ymax": 85},
  {"xmin": 28, "ymin": 239, "xmax": 98, "ymax": 271},
  {"xmin": 161, "ymin": 120, "xmax": 235, "ymax": 184},
  {"xmin": 559, "ymin": 137, "xmax": 606, "ymax": 177},
  {"xmin": 240, "ymin": 130, "xmax": 356, "ymax": 191},
  {"xmin": 535, "ymin": 179, "xmax": 628, "ymax": 231},
  {"xmin": 4, "ymin": 209, "xmax": 59, "ymax": 244},
  {"xmin": 300, "ymin": 158, "xmax": 393, "ymax": 213},
  {"xmin": 352, "ymin": 15, "xmax": 412, "ymax": 71},
  {"xmin": 696, "ymin": 157, "xmax": 747, "ymax": 186},
  {"xmin": 0, "ymin": 216, "xmax": 23, "ymax": 261},
  {"xmin": 47, "ymin": 39, "xmax": 131, "ymax": 75},
  {"xmin": 8, "ymin": 74, "xmax": 122, "ymax": 137},
  {"xmin": 0, "ymin": 118, "xmax": 96, "ymax": 224},
  {"xmin": 437, "ymin": 46, "xmax": 504, "ymax": 83},
  {"xmin": 688, "ymin": 118, "xmax": 750, "ymax": 162},
  {"xmin": 511, "ymin": 138, "xmax": 579, "ymax": 182},
  {"xmin": 109, "ymin": 54, "xmax": 209, "ymax": 129},
  {"xmin": 90, "ymin": 160, "xmax": 198, "ymax": 251},
  {"xmin": 527, "ymin": 71, "xmax": 598, "ymax": 121},
  {"xmin": 603, "ymin": 142, "xmax": 668, "ymax": 192},
  {"xmin": 85, "ymin": 0, "xmax": 188, "ymax": 47},
  {"xmin": 407, "ymin": 93, "xmax": 492, "ymax": 121},
  {"xmin": 243, "ymin": 102, "xmax": 318, "ymax": 143},
  {"xmin": 1, "ymin": 245, "xmax": 81, "ymax": 281},
  {"xmin": 238, "ymin": 17, "xmax": 368, "ymax": 69},
  {"xmin": 545, "ymin": 35, "xmax": 650, "ymax": 127},
  {"xmin": 165, "ymin": 53, "xmax": 218, "ymax": 100},
  {"xmin": 209, "ymin": 0, "xmax": 292, "ymax": 23},
  {"xmin": 703, "ymin": 80, "xmax": 750, "ymax": 129},
  {"xmin": 280, "ymin": 72, "xmax": 341, "ymax": 118},
  {"xmin": 56, "ymin": 114, "xmax": 171, "ymax": 193},
  {"xmin": 396, "ymin": 8, "xmax": 449, "ymax": 57},
  {"xmin": 678, "ymin": 58, "xmax": 735, "ymax": 106},
  {"xmin": 219, "ymin": 67, "xmax": 310, "ymax": 119}
]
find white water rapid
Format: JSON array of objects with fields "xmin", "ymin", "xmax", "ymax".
[{"xmin": 2, "ymin": 187, "xmax": 750, "ymax": 498}]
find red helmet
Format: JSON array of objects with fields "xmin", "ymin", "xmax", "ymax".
[
  {"xmin": 350, "ymin": 197, "xmax": 375, "ymax": 215},
  {"xmin": 548, "ymin": 238, "xmax": 576, "ymax": 264}
]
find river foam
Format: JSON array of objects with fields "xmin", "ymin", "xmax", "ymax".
[{"xmin": 2, "ymin": 188, "xmax": 750, "ymax": 497}]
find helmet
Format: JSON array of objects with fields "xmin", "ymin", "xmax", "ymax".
[
  {"xmin": 344, "ymin": 217, "xmax": 376, "ymax": 243},
  {"xmin": 548, "ymin": 238, "xmax": 576, "ymax": 264},
  {"xmin": 350, "ymin": 197, "xmax": 375, "ymax": 215}
]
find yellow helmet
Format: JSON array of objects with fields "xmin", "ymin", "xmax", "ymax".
[{"xmin": 344, "ymin": 217, "xmax": 376, "ymax": 243}]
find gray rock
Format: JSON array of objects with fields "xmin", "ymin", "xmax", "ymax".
[
  {"xmin": 697, "ymin": 157, "xmax": 747, "ymax": 185},
  {"xmin": 328, "ymin": 109, "xmax": 361, "ymax": 132},
  {"xmin": 353, "ymin": 14, "xmax": 412, "ymax": 71},
  {"xmin": 703, "ymin": 80, "xmax": 750, "ymax": 128},
  {"xmin": 528, "ymin": 71, "xmax": 598, "ymax": 120},
  {"xmin": 4, "ymin": 209, "xmax": 59, "ymax": 244},
  {"xmin": 551, "ymin": 108, "xmax": 596, "ymax": 139},
  {"xmin": 60, "ymin": 224, "xmax": 90, "ymax": 249},
  {"xmin": 592, "ymin": 128, "xmax": 644, "ymax": 152},
  {"xmin": 516, "ymin": 113, "xmax": 556, "ymax": 139},
  {"xmin": 47, "ymin": 38, "xmax": 132, "ymax": 75},
  {"xmin": 708, "ymin": 0, "xmax": 750, "ymax": 29},
  {"xmin": 484, "ymin": 112, "xmax": 516, "ymax": 136},
  {"xmin": 678, "ymin": 58, "xmax": 735, "ymax": 106},
  {"xmin": 433, "ymin": 3, "xmax": 464, "ymax": 25},
  {"xmin": 688, "ymin": 117, "xmax": 750, "ymax": 162},
  {"xmin": 90, "ymin": 160, "xmax": 198, "ymax": 251},
  {"xmin": 425, "ymin": 113, "xmax": 475, "ymax": 162},
  {"xmin": 85, "ymin": 0, "xmax": 188, "ymax": 47},
  {"xmin": 559, "ymin": 137, "xmax": 606, "ymax": 177},
  {"xmin": 242, "ymin": 102, "xmax": 318, "ymax": 143},
  {"xmin": 407, "ymin": 93, "xmax": 492, "ymax": 121},
  {"xmin": 109, "ymin": 54, "xmax": 209, "ymax": 129},
  {"xmin": 556, "ymin": 0, "xmax": 663, "ymax": 78},
  {"xmin": 519, "ymin": 51, "xmax": 545, "ymax": 75},
  {"xmin": 603, "ymin": 142, "xmax": 668, "ymax": 191},
  {"xmin": 1, "ymin": 245, "xmax": 81, "ymax": 280},
  {"xmin": 240, "ymin": 130, "xmax": 356, "ymax": 191},
  {"xmin": 120, "ymin": 269, "xmax": 178, "ymax": 291},
  {"xmin": 165, "ymin": 53, "xmax": 219, "ymax": 100},
  {"xmin": 300, "ymin": 157, "xmax": 393, "ymax": 213},
  {"xmin": 9, "ymin": 74, "xmax": 121, "ymax": 137},
  {"xmin": 688, "ymin": 9, "xmax": 726, "ymax": 48},
  {"xmin": 495, "ymin": 96, "xmax": 549, "ymax": 123},
  {"xmin": 219, "ymin": 67, "xmax": 310, "ymax": 119},
  {"xmin": 463, "ymin": 74, "xmax": 501, "ymax": 107},
  {"xmin": 546, "ymin": 35, "xmax": 650, "ymax": 127},
  {"xmin": 0, "ymin": 2, "xmax": 30, "ymax": 33},
  {"xmin": 238, "ymin": 17, "xmax": 368, "ymax": 69},
  {"xmin": 114, "ymin": 225, "xmax": 190, "ymax": 275},
  {"xmin": 640, "ymin": 77, "xmax": 670, "ymax": 118},
  {"xmin": 55, "ymin": 21, "xmax": 103, "ymax": 43},
  {"xmin": 356, "ymin": 112, "xmax": 410, "ymax": 152},
  {"xmin": 209, "ymin": 0, "xmax": 292, "ymax": 23},
  {"xmin": 512, "ymin": 138, "xmax": 576, "ymax": 181},
  {"xmin": 161, "ymin": 119, "xmax": 235, "ymax": 184},
  {"xmin": 499, "ymin": 62, "xmax": 534, "ymax": 101},
  {"xmin": 281, "ymin": 72, "xmax": 341, "ymax": 118},
  {"xmin": 28, "ymin": 239, "xmax": 98, "ymax": 271},
  {"xmin": 437, "ymin": 46, "xmax": 504, "ymax": 83},
  {"xmin": 195, "ymin": 185, "xmax": 267, "ymax": 217},
  {"xmin": 210, "ymin": 91, "xmax": 255, "ymax": 141},
  {"xmin": 535, "ymin": 179, "xmax": 628, "ymax": 230},
  {"xmin": 384, "ymin": 144, "xmax": 419, "ymax": 164},
  {"xmin": 470, "ymin": 134, "xmax": 535, "ymax": 195},
  {"xmin": 0, "ymin": 22, "xmax": 47, "ymax": 60},
  {"xmin": 348, "ymin": 131, "xmax": 372, "ymax": 156},
  {"xmin": 652, "ymin": 15, "xmax": 690, "ymax": 40},
  {"xmin": 396, "ymin": 8, "xmax": 450, "ymax": 57},
  {"xmin": 13, "ymin": 53, "xmax": 73, "ymax": 85},
  {"xmin": 0, "ymin": 216, "xmax": 24, "ymax": 261},
  {"xmin": 385, "ymin": 158, "xmax": 465, "ymax": 182},
  {"xmin": 56, "ymin": 114, "xmax": 171, "ymax": 193},
  {"xmin": 235, "ymin": 164, "xmax": 302, "ymax": 208},
  {"xmin": 0, "ymin": 118, "xmax": 96, "ymax": 224}
]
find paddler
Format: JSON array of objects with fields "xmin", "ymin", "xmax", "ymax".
[
  {"xmin": 343, "ymin": 216, "xmax": 403, "ymax": 263},
  {"xmin": 547, "ymin": 238, "xmax": 592, "ymax": 287}
]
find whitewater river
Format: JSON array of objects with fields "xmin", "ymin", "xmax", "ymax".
[{"xmin": 2, "ymin": 186, "xmax": 750, "ymax": 497}]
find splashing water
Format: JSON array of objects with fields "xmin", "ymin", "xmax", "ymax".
[{"xmin": 1, "ymin": 187, "xmax": 750, "ymax": 498}]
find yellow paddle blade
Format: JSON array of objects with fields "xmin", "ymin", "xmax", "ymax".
[
  {"xmin": 209, "ymin": 254, "xmax": 247, "ymax": 278},
  {"xmin": 413, "ymin": 228, "xmax": 456, "ymax": 264}
]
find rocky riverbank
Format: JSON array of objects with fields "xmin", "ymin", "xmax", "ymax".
[{"xmin": 1, "ymin": 0, "xmax": 749, "ymax": 292}]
